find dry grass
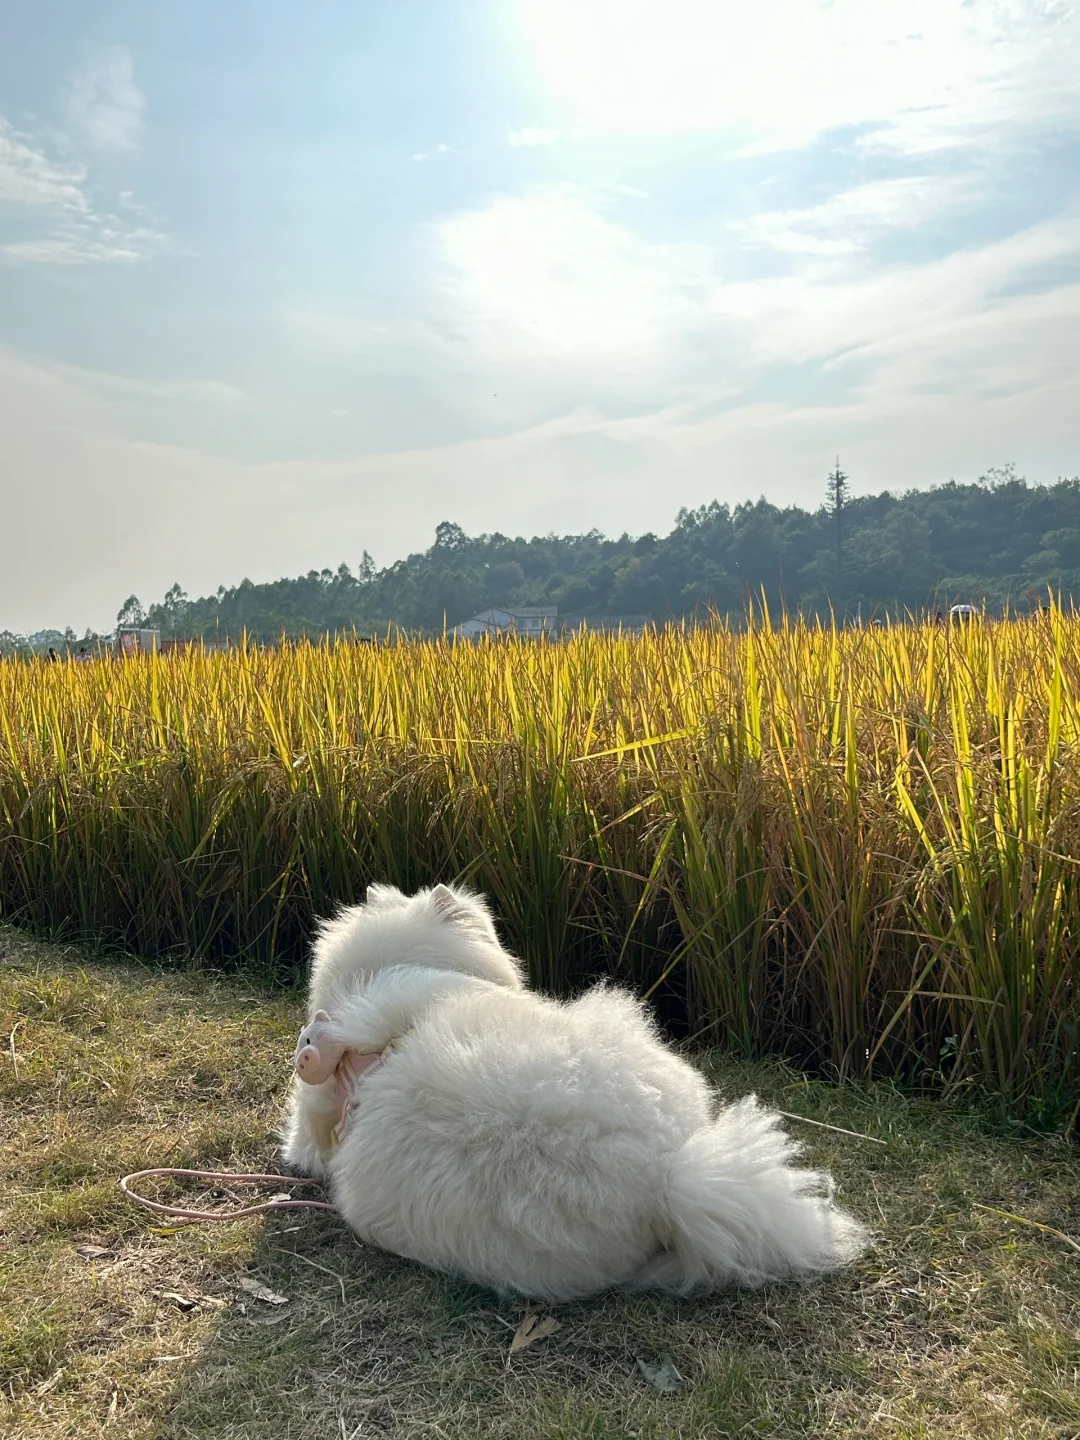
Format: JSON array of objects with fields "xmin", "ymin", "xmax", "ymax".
[{"xmin": 2, "ymin": 929, "xmax": 1079, "ymax": 1440}]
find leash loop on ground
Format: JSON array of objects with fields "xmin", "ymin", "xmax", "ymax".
[{"xmin": 119, "ymin": 1168, "xmax": 338, "ymax": 1222}]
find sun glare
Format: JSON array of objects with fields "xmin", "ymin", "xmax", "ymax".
[{"xmin": 513, "ymin": 0, "xmax": 1058, "ymax": 153}]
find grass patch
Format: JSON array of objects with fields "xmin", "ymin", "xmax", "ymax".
[{"xmin": 2, "ymin": 926, "xmax": 1079, "ymax": 1439}]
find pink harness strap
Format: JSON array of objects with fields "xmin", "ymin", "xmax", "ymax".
[{"xmin": 332, "ymin": 1047, "xmax": 387, "ymax": 1148}]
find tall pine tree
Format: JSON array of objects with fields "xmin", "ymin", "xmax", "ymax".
[{"xmin": 826, "ymin": 457, "xmax": 849, "ymax": 606}]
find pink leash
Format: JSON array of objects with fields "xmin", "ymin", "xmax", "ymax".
[
  {"xmin": 120, "ymin": 1025, "xmax": 387, "ymax": 1223},
  {"xmin": 119, "ymin": 1168, "xmax": 338, "ymax": 1222}
]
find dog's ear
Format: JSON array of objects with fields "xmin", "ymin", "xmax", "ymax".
[
  {"xmin": 430, "ymin": 883, "xmax": 491, "ymax": 931},
  {"xmin": 429, "ymin": 884, "xmax": 522, "ymax": 986},
  {"xmin": 430, "ymin": 883, "xmax": 464, "ymax": 921}
]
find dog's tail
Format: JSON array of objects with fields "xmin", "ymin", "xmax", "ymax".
[{"xmin": 640, "ymin": 1096, "xmax": 869, "ymax": 1294}]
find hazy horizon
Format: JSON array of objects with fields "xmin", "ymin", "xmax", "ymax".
[{"xmin": 3, "ymin": 1, "xmax": 1079, "ymax": 634}]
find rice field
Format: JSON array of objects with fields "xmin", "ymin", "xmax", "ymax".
[{"xmin": 1, "ymin": 611, "xmax": 1078, "ymax": 1120}]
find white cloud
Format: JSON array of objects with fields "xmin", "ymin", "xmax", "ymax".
[
  {"xmin": 1, "ymin": 227, "xmax": 166, "ymax": 265},
  {"xmin": 514, "ymin": 0, "xmax": 1080, "ymax": 158},
  {"xmin": 507, "ymin": 127, "xmax": 561, "ymax": 147},
  {"xmin": 0, "ymin": 108, "xmax": 166, "ymax": 265},
  {"xmin": 285, "ymin": 126, "xmax": 1080, "ymax": 461},
  {"xmin": 0, "ymin": 118, "xmax": 88, "ymax": 213},
  {"xmin": 403, "ymin": 2, "xmax": 1080, "ymax": 449},
  {"xmin": 733, "ymin": 175, "xmax": 982, "ymax": 257},
  {"xmin": 421, "ymin": 181, "xmax": 1080, "ymax": 465},
  {"xmin": 712, "ymin": 212, "xmax": 1080, "ymax": 378},
  {"xmin": 68, "ymin": 49, "xmax": 146, "ymax": 151}
]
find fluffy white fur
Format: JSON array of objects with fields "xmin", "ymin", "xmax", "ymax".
[{"xmin": 281, "ymin": 883, "xmax": 868, "ymax": 1302}]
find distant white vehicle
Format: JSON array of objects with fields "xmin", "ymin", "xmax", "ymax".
[{"xmin": 949, "ymin": 604, "xmax": 978, "ymax": 624}]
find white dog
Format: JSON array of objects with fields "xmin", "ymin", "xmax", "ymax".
[{"xmin": 281, "ymin": 883, "xmax": 868, "ymax": 1302}]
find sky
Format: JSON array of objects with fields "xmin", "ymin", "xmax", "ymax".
[{"xmin": 1, "ymin": 0, "xmax": 1079, "ymax": 633}]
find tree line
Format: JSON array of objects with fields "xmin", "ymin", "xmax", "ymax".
[{"xmin": 4, "ymin": 467, "xmax": 1079, "ymax": 653}]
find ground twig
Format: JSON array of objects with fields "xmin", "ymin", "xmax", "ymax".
[
  {"xmin": 973, "ymin": 1202, "xmax": 1080, "ymax": 1257},
  {"xmin": 775, "ymin": 1109, "xmax": 888, "ymax": 1145}
]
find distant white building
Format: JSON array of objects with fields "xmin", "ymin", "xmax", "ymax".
[{"xmin": 450, "ymin": 606, "xmax": 557, "ymax": 640}]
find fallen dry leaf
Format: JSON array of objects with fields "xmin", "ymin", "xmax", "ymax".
[
  {"xmin": 636, "ymin": 1355, "xmax": 686, "ymax": 1393},
  {"xmin": 159, "ymin": 1291, "xmax": 198, "ymax": 1313},
  {"xmin": 237, "ymin": 1277, "xmax": 289, "ymax": 1305},
  {"xmin": 508, "ymin": 1312, "xmax": 560, "ymax": 1355},
  {"xmin": 75, "ymin": 1244, "xmax": 112, "ymax": 1263}
]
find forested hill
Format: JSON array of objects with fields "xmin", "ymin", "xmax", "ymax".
[{"xmin": 128, "ymin": 468, "xmax": 1080, "ymax": 641}]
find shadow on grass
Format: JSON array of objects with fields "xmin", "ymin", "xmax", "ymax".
[
  {"xmin": 144, "ymin": 1067, "xmax": 1080, "ymax": 1440},
  {"xmin": 146, "ymin": 1197, "xmax": 868, "ymax": 1440}
]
